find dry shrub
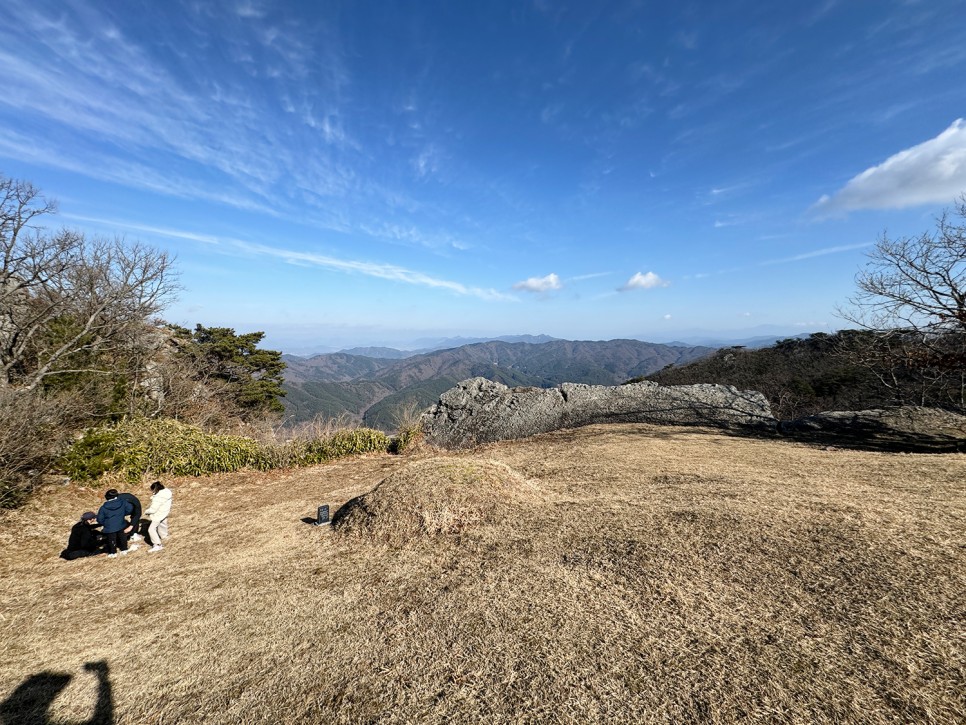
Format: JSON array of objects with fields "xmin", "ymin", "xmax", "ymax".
[
  {"xmin": 285, "ymin": 413, "xmax": 357, "ymax": 442},
  {"xmin": 388, "ymin": 423, "xmax": 424, "ymax": 454},
  {"xmin": 333, "ymin": 457, "xmax": 536, "ymax": 545},
  {"xmin": 287, "ymin": 427, "xmax": 390, "ymax": 466},
  {"xmin": 0, "ymin": 389, "xmax": 79, "ymax": 508},
  {"xmin": 388, "ymin": 401, "xmax": 427, "ymax": 454}
]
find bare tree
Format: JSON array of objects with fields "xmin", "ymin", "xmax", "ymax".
[
  {"xmin": 1, "ymin": 174, "xmax": 177, "ymax": 390},
  {"xmin": 839, "ymin": 198, "xmax": 966, "ymax": 407}
]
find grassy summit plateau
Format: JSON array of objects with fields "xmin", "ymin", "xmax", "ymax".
[{"xmin": 1, "ymin": 424, "xmax": 963, "ymax": 723}]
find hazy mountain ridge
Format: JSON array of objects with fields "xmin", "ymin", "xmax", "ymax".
[
  {"xmin": 337, "ymin": 347, "xmax": 413, "ymax": 360},
  {"xmin": 281, "ymin": 353, "xmax": 399, "ymax": 384},
  {"xmin": 282, "ymin": 339, "xmax": 714, "ymax": 428}
]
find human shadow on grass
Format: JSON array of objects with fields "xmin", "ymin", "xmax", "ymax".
[{"xmin": 0, "ymin": 660, "xmax": 113, "ymax": 725}]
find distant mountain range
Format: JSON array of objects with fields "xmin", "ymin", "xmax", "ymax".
[
  {"xmin": 333, "ymin": 334, "xmax": 561, "ymax": 359},
  {"xmin": 662, "ymin": 333, "xmax": 812, "ymax": 349},
  {"xmin": 283, "ymin": 331, "xmax": 810, "ymax": 359},
  {"xmin": 282, "ymin": 338, "xmax": 714, "ymax": 429}
]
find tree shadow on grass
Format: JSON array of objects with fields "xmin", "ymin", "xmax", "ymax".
[{"xmin": 0, "ymin": 661, "xmax": 113, "ymax": 725}]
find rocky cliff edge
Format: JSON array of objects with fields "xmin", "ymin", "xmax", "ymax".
[{"xmin": 421, "ymin": 377, "xmax": 776, "ymax": 449}]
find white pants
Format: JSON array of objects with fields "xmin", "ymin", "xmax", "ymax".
[{"xmin": 148, "ymin": 517, "xmax": 169, "ymax": 546}]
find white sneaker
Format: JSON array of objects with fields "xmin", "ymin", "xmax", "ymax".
[
  {"xmin": 119, "ymin": 550, "xmax": 128, "ymax": 556},
  {"xmin": 127, "ymin": 544, "xmax": 140, "ymax": 552},
  {"xmin": 148, "ymin": 545, "xmax": 163, "ymax": 553},
  {"xmin": 130, "ymin": 534, "xmax": 143, "ymax": 541},
  {"xmin": 107, "ymin": 553, "xmax": 117, "ymax": 558}
]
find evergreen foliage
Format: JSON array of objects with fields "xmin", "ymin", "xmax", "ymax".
[{"xmin": 173, "ymin": 324, "xmax": 287, "ymax": 415}]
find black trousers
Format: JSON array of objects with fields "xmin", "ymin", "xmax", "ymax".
[
  {"xmin": 60, "ymin": 549, "xmax": 100, "ymax": 560},
  {"xmin": 104, "ymin": 530, "xmax": 128, "ymax": 554}
]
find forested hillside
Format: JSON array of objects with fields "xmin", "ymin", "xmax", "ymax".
[
  {"xmin": 642, "ymin": 330, "xmax": 964, "ymax": 419},
  {"xmin": 283, "ymin": 339, "xmax": 714, "ymax": 428}
]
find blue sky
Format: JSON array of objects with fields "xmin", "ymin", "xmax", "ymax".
[{"xmin": 2, "ymin": 1, "xmax": 965, "ymax": 353}]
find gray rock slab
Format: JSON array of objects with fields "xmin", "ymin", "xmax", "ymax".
[{"xmin": 421, "ymin": 377, "xmax": 776, "ymax": 449}]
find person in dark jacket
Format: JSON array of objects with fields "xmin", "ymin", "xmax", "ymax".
[
  {"xmin": 97, "ymin": 489, "xmax": 133, "ymax": 557},
  {"xmin": 117, "ymin": 491, "xmax": 143, "ymax": 543},
  {"xmin": 60, "ymin": 512, "xmax": 104, "ymax": 560}
]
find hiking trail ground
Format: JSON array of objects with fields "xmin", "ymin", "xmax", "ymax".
[{"xmin": 1, "ymin": 424, "xmax": 963, "ymax": 723}]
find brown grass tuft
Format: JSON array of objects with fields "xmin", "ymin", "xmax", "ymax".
[{"xmin": 333, "ymin": 457, "xmax": 538, "ymax": 545}]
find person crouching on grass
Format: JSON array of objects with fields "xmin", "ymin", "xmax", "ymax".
[
  {"xmin": 145, "ymin": 480, "xmax": 172, "ymax": 553},
  {"xmin": 97, "ymin": 489, "xmax": 133, "ymax": 558},
  {"xmin": 60, "ymin": 511, "xmax": 104, "ymax": 560}
]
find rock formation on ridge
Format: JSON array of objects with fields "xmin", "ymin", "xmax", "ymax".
[{"xmin": 421, "ymin": 377, "xmax": 776, "ymax": 449}]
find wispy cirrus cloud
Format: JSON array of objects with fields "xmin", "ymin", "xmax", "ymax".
[
  {"xmin": 513, "ymin": 273, "xmax": 562, "ymax": 293},
  {"xmin": 814, "ymin": 118, "xmax": 966, "ymax": 213},
  {"xmin": 67, "ymin": 216, "xmax": 512, "ymax": 302},
  {"xmin": 412, "ymin": 144, "xmax": 443, "ymax": 179},
  {"xmin": 237, "ymin": 240, "xmax": 513, "ymax": 300},
  {"xmin": 619, "ymin": 271, "xmax": 669, "ymax": 291},
  {"xmin": 686, "ymin": 241, "xmax": 873, "ymax": 280},
  {"xmin": 759, "ymin": 242, "xmax": 873, "ymax": 265},
  {"xmin": 569, "ymin": 271, "xmax": 611, "ymax": 282},
  {"xmin": 0, "ymin": 2, "xmax": 354, "ymax": 211}
]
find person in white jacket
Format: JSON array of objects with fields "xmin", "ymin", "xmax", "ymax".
[{"xmin": 144, "ymin": 480, "xmax": 173, "ymax": 552}]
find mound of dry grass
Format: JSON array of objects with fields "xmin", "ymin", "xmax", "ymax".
[
  {"xmin": 1, "ymin": 424, "xmax": 963, "ymax": 723},
  {"xmin": 332, "ymin": 457, "xmax": 538, "ymax": 545}
]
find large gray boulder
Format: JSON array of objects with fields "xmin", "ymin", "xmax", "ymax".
[
  {"xmin": 782, "ymin": 407, "xmax": 966, "ymax": 452},
  {"xmin": 421, "ymin": 377, "xmax": 776, "ymax": 449}
]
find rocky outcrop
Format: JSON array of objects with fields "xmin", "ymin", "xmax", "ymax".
[
  {"xmin": 421, "ymin": 377, "xmax": 776, "ymax": 449},
  {"xmin": 782, "ymin": 407, "xmax": 966, "ymax": 452}
]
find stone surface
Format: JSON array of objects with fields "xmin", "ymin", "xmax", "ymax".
[
  {"xmin": 781, "ymin": 406, "xmax": 966, "ymax": 452},
  {"xmin": 421, "ymin": 377, "xmax": 776, "ymax": 449}
]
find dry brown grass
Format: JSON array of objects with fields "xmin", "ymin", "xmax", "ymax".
[
  {"xmin": 1, "ymin": 424, "xmax": 963, "ymax": 724},
  {"xmin": 333, "ymin": 457, "xmax": 542, "ymax": 546}
]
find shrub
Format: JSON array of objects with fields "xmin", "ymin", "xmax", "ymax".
[
  {"xmin": 0, "ymin": 389, "xmax": 79, "ymax": 508},
  {"xmin": 290, "ymin": 428, "xmax": 390, "ymax": 466},
  {"xmin": 60, "ymin": 418, "xmax": 392, "ymax": 483},
  {"xmin": 389, "ymin": 424, "xmax": 424, "ymax": 454},
  {"xmin": 387, "ymin": 401, "xmax": 426, "ymax": 455},
  {"xmin": 61, "ymin": 418, "xmax": 274, "ymax": 481}
]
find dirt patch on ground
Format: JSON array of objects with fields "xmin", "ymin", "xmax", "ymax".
[{"xmin": 1, "ymin": 424, "xmax": 963, "ymax": 723}]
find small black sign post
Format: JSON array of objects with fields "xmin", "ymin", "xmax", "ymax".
[{"xmin": 316, "ymin": 505, "xmax": 330, "ymax": 526}]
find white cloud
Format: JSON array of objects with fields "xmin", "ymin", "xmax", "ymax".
[
  {"xmin": 569, "ymin": 271, "xmax": 610, "ymax": 282},
  {"xmin": 412, "ymin": 144, "xmax": 442, "ymax": 179},
  {"xmin": 513, "ymin": 273, "xmax": 562, "ymax": 293},
  {"xmin": 619, "ymin": 271, "xmax": 669, "ymax": 291},
  {"xmin": 760, "ymin": 242, "xmax": 873, "ymax": 266},
  {"xmin": 815, "ymin": 119, "xmax": 966, "ymax": 213},
  {"xmin": 541, "ymin": 103, "xmax": 564, "ymax": 124},
  {"xmin": 236, "ymin": 1, "xmax": 267, "ymax": 18},
  {"xmin": 663, "ymin": 314, "xmax": 672, "ymax": 320}
]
